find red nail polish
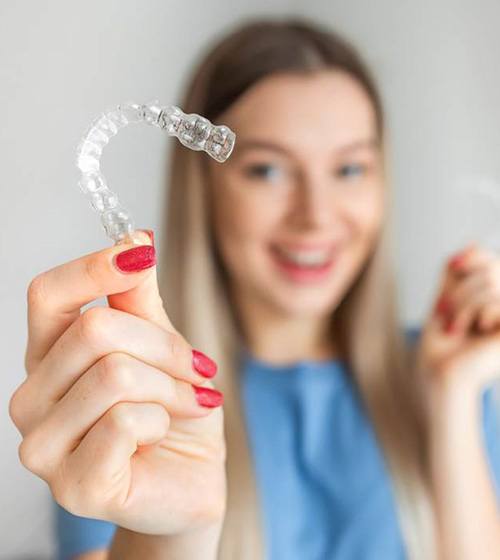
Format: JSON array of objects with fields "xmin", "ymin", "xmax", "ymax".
[
  {"xmin": 192, "ymin": 349, "xmax": 218, "ymax": 378},
  {"xmin": 444, "ymin": 318, "xmax": 456, "ymax": 334},
  {"xmin": 448, "ymin": 250, "xmax": 469, "ymax": 271},
  {"xmin": 435, "ymin": 296, "xmax": 450, "ymax": 316},
  {"xmin": 115, "ymin": 245, "xmax": 156, "ymax": 273},
  {"xmin": 193, "ymin": 386, "xmax": 224, "ymax": 408}
]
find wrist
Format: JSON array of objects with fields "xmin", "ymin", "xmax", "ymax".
[
  {"xmin": 109, "ymin": 520, "xmax": 224, "ymax": 560},
  {"xmin": 426, "ymin": 362, "xmax": 481, "ymax": 415},
  {"xmin": 426, "ymin": 367, "xmax": 482, "ymax": 440}
]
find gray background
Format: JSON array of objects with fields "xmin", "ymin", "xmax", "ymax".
[{"xmin": 2, "ymin": 1, "xmax": 500, "ymax": 557}]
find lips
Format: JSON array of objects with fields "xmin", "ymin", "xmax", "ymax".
[{"xmin": 269, "ymin": 242, "xmax": 338, "ymax": 283}]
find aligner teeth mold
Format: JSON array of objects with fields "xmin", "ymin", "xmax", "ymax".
[{"xmin": 76, "ymin": 101, "xmax": 236, "ymax": 243}]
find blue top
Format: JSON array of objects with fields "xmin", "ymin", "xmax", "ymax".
[{"xmin": 53, "ymin": 331, "xmax": 500, "ymax": 560}]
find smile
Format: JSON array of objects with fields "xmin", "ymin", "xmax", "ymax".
[{"xmin": 270, "ymin": 243, "xmax": 338, "ymax": 283}]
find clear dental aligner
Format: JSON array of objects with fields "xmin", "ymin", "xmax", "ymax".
[{"xmin": 76, "ymin": 101, "xmax": 236, "ymax": 242}]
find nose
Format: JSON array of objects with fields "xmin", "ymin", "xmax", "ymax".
[{"xmin": 287, "ymin": 172, "xmax": 333, "ymax": 230}]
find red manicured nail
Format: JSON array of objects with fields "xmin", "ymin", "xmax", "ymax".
[
  {"xmin": 114, "ymin": 245, "xmax": 156, "ymax": 273},
  {"xmin": 435, "ymin": 295, "xmax": 450, "ymax": 316},
  {"xmin": 448, "ymin": 250, "xmax": 469, "ymax": 271},
  {"xmin": 192, "ymin": 349, "xmax": 218, "ymax": 378},
  {"xmin": 444, "ymin": 317, "xmax": 456, "ymax": 334},
  {"xmin": 193, "ymin": 386, "xmax": 224, "ymax": 408}
]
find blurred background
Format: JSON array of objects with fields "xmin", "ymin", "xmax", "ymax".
[{"xmin": 2, "ymin": 1, "xmax": 500, "ymax": 557}]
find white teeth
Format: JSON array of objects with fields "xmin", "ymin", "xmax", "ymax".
[{"xmin": 275, "ymin": 247, "xmax": 332, "ymax": 266}]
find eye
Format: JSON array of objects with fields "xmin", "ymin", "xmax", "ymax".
[
  {"xmin": 336, "ymin": 163, "xmax": 366, "ymax": 179},
  {"xmin": 244, "ymin": 163, "xmax": 284, "ymax": 182}
]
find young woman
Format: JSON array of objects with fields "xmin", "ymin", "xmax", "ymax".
[{"xmin": 9, "ymin": 19, "xmax": 500, "ymax": 560}]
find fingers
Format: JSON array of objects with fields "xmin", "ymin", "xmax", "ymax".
[
  {"xmin": 15, "ymin": 352, "xmax": 216, "ymax": 438},
  {"xmin": 447, "ymin": 243, "xmax": 495, "ymax": 276},
  {"xmin": 55, "ymin": 402, "xmax": 170, "ymax": 517},
  {"xmin": 434, "ymin": 244, "xmax": 500, "ymax": 335},
  {"xmin": 107, "ymin": 230, "xmax": 177, "ymax": 333},
  {"xmin": 477, "ymin": 303, "xmax": 500, "ymax": 331},
  {"xmin": 29, "ymin": 306, "xmax": 218, "ymax": 406},
  {"xmin": 15, "ymin": 353, "xmax": 220, "ymax": 478},
  {"xmin": 439, "ymin": 273, "xmax": 487, "ymax": 333},
  {"xmin": 26, "ymin": 232, "xmax": 159, "ymax": 371}
]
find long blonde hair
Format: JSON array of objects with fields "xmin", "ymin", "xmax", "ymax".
[{"xmin": 159, "ymin": 18, "xmax": 436, "ymax": 559}]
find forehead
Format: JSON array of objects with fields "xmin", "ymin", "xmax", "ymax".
[{"xmin": 223, "ymin": 69, "xmax": 377, "ymax": 157}]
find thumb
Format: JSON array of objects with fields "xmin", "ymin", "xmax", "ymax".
[{"xmin": 107, "ymin": 229, "xmax": 177, "ymax": 334}]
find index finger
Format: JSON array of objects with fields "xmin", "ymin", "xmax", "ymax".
[{"xmin": 26, "ymin": 236, "xmax": 160, "ymax": 371}]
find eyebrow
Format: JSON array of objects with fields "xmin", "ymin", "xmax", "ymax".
[{"xmin": 234, "ymin": 137, "xmax": 379, "ymax": 157}]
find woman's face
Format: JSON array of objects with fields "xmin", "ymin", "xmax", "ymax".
[{"xmin": 207, "ymin": 70, "xmax": 384, "ymax": 319}]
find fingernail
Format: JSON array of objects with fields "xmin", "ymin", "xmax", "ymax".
[
  {"xmin": 448, "ymin": 247, "xmax": 471, "ymax": 271},
  {"xmin": 139, "ymin": 229, "xmax": 155, "ymax": 248},
  {"xmin": 444, "ymin": 317, "xmax": 456, "ymax": 334},
  {"xmin": 435, "ymin": 295, "xmax": 450, "ymax": 316},
  {"xmin": 114, "ymin": 245, "xmax": 156, "ymax": 273},
  {"xmin": 192, "ymin": 349, "xmax": 218, "ymax": 378},
  {"xmin": 193, "ymin": 386, "xmax": 224, "ymax": 408}
]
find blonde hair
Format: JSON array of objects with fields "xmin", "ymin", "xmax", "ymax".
[{"xmin": 159, "ymin": 18, "xmax": 436, "ymax": 559}]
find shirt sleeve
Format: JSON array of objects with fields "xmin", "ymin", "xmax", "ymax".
[
  {"xmin": 53, "ymin": 499, "xmax": 116, "ymax": 560},
  {"xmin": 482, "ymin": 385, "xmax": 500, "ymax": 505}
]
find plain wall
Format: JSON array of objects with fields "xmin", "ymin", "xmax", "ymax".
[{"xmin": 2, "ymin": 1, "xmax": 500, "ymax": 557}]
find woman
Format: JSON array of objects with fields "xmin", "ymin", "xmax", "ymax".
[{"xmin": 9, "ymin": 19, "xmax": 500, "ymax": 560}]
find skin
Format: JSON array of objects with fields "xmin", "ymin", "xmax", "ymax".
[
  {"xmin": 9, "ymin": 70, "xmax": 500, "ymax": 560},
  {"xmin": 419, "ymin": 244, "xmax": 500, "ymax": 559},
  {"xmin": 207, "ymin": 70, "xmax": 384, "ymax": 363},
  {"xmin": 9, "ymin": 232, "xmax": 226, "ymax": 559},
  {"xmin": 211, "ymin": 71, "xmax": 500, "ymax": 557}
]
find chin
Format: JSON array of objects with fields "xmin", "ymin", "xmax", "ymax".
[{"xmin": 268, "ymin": 288, "xmax": 343, "ymax": 319}]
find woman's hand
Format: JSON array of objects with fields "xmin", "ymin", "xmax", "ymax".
[
  {"xmin": 418, "ymin": 243, "xmax": 500, "ymax": 560},
  {"xmin": 418, "ymin": 243, "xmax": 500, "ymax": 396},
  {"xmin": 8, "ymin": 232, "xmax": 226, "ymax": 540}
]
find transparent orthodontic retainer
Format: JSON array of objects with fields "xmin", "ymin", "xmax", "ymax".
[{"xmin": 76, "ymin": 101, "xmax": 236, "ymax": 244}]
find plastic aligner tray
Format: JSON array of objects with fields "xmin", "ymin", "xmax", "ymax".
[{"xmin": 76, "ymin": 101, "xmax": 236, "ymax": 242}]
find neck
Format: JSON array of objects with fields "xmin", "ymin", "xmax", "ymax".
[{"xmin": 232, "ymin": 288, "xmax": 338, "ymax": 365}]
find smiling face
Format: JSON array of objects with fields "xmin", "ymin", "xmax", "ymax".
[{"xmin": 207, "ymin": 69, "xmax": 385, "ymax": 321}]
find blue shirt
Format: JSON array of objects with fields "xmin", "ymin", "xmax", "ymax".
[{"xmin": 53, "ymin": 335, "xmax": 500, "ymax": 559}]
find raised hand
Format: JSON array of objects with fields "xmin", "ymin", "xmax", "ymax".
[{"xmin": 9, "ymin": 231, "xmax": 226, "ymax": 539}]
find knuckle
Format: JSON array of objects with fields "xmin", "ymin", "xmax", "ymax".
[
  {"xmin": 105, "ymin": 402, "xmax": 136, "ymax": 434},
  {"xmin": 78, "ymin": 306, "xmax": 111, "ymax": 347},
  {"xmin": 8, "ymin": 383, "xmax": 25, "ymax": 428},
  {"xmin": 9, "ymin": 381, "xmax": 39, "ymax": 436},
  {"xmin": 27, "ymin": 274, "xmax": 48, "ymax": 309},
  {"xmin": 84, "ymin": 254, "xmax": 103, "ymax": 286},
  {"xmin": 18, "ymin": 434, "xmax": 44, "ymax": 475},
  {"xmin": 96, "ymin": 353, "xmax": 134, "ymax": 397},
  {"xmin": 156, "ymin": 402, "xmax": 171, "ymax": 428}
]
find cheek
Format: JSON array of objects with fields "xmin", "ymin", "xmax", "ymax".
[
  {"xmin": 346, "ymin": 187, "xmax": 384, "ymax": 245},
  {"xmin": 211, "ymin": 187, "xmax": 281, "ymax": 272}
]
